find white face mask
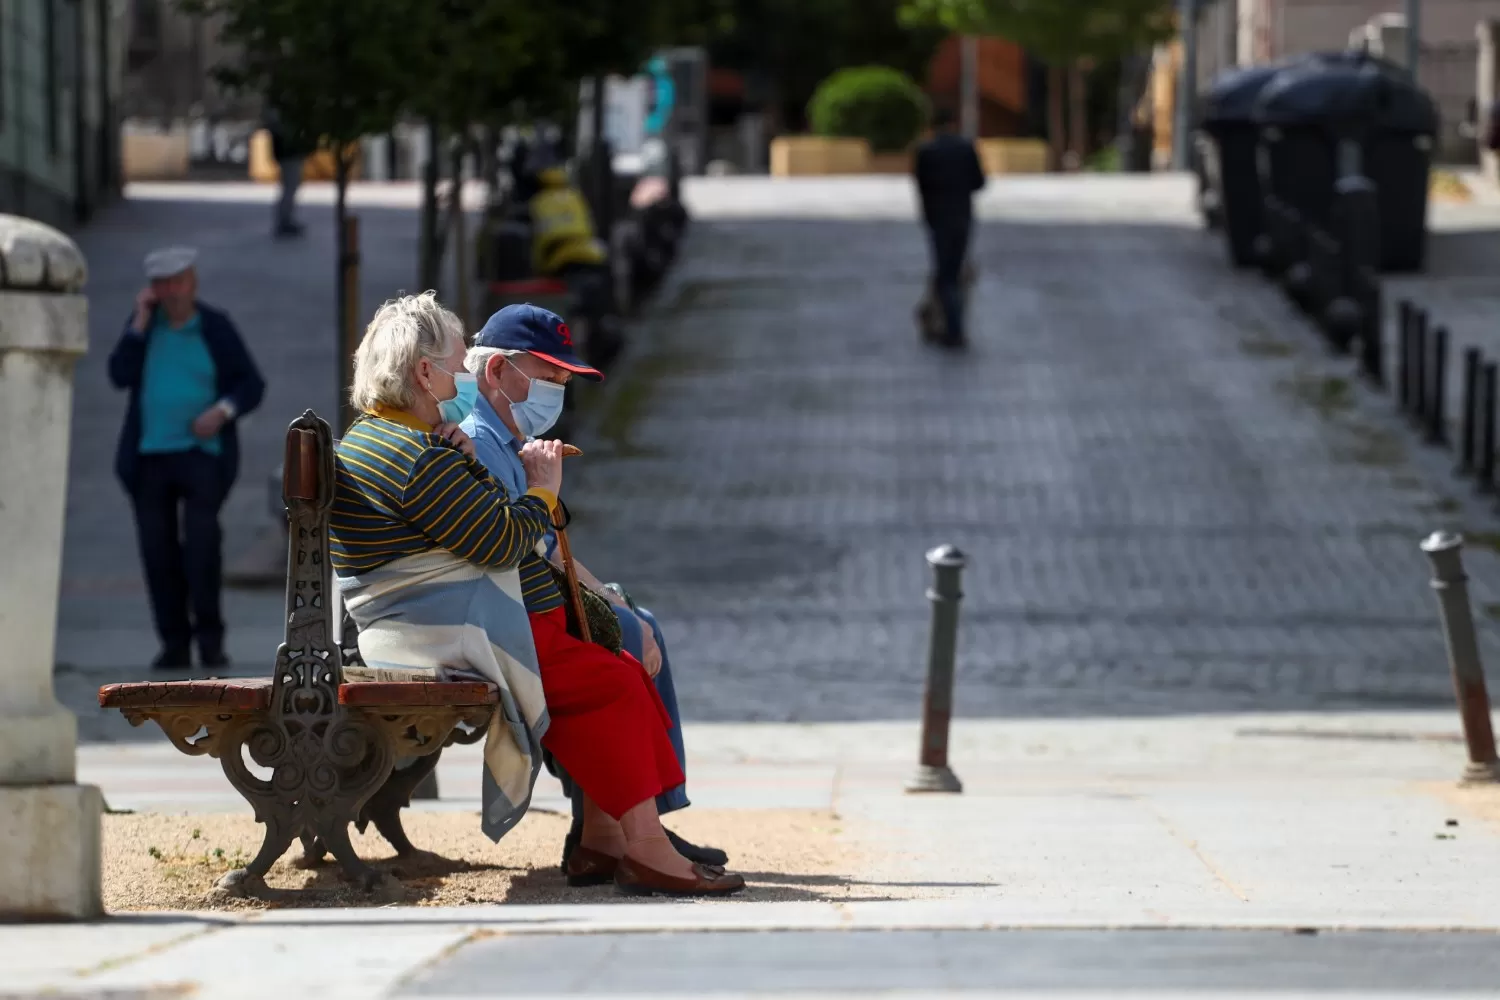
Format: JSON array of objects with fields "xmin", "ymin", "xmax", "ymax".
[{"xmin": 499, "ymin": 359, "xmax": 566, "ymax": 438}]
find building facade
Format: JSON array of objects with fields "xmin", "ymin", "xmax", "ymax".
[{"xmin": 0, "ymin": 0, "xmax": 122, "ymax": 228}]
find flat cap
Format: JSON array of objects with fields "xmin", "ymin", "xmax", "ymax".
[{"xmin": 143, "ymin": 246, "xmax": 198, "ymax": 279}]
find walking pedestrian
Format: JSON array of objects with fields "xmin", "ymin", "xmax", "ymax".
[
  {"xmin": 913, "ymin": 107, "xmax": 986, "ymax": 348},
  {"xmin": 107, "ymin": 247, "xmax": 266, "ymax": 669},
  {"xmin": 265, "ymin": 106, "xmax": 311, "ymax": 238}
]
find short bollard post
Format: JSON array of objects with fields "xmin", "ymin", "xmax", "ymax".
[
  {"xmin": 1480, "ymin": 364, "xmax": 1498, "ymax": 495},
  {"xmin": 907, "ymin": 544, "xmax": 966, "ymax": 794},
  {"xmin": 1426, "ymin": 326, "xmax": 1449, "ymax": 446},
  {"xmin": 1360, "ymin": 271, "xmax": 1384, "ymax": 388},
  {"xmin": 1457, "ymin": 347, "xmax": 1481, "ymax": 476},
  {"xmin": 1397, "ymin": 303, "xmax": 1412, "ymax": 412},
  {"xmin": 1410, "ymin": 309, "xmax": 1429, "ymax": 428},
  {"xmin": 1419, "ymin": 532, "xmax": 1500, "ymax": 784}
]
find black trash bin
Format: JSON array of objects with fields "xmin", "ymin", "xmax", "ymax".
[
  {"xmin": 1253, "ymin": 52, "xmax": 1437, "ymax": 272},
  {"xmin": 1199, "ymin": 61, "xmax": 1302, "ymax": 266}
]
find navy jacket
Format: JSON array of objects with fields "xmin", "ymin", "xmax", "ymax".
[
  {"xmin": 914, "ymin": 132, "xmax": 986, "ymax": 228},
  {"xmin": 107, "ymin": 301, "xmax": 266, "ymax": 497}
]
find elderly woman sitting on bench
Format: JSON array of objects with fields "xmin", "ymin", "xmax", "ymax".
[{"xmin": 329, "ymin": 292, "xmax": 744, "ymax": 897}]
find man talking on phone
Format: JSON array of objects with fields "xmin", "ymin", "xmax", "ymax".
[{"xmin": 108, "ymin": 247, "xmax": 266, "ymax": 669}]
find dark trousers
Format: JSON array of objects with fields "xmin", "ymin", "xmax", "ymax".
[
  {"xmin": 926, "ymin": 216, "xmax": 972, "ymax": 343},
  {"xmin": 130, "ymin": 451, "xmax": 227, "ymax": 657}
]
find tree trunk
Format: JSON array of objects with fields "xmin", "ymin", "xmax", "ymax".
[
  {"xmin": 450, "ymin": 140, "xmax": 471, "ymax": 329},
  {"xmin": 1068, "ymin": 62, "xmax": 1090, "ymax": 171},
  {"xmin": 1046, "ymin": 64, "xmax": 1066, "ymax": 172},
  {"xmin": 418, "ymin": 119, "xmax": 442, "ymax": 291},
  {"xmin": 335, "ymin": 152, "xmax": 355, "ymax": 432},
  {"xmin": 1116, "ymin": 52, "xmax": 1144, "ymax": 171},
  {"xmin": 590, "ymin": 74, "xmax": 612, "ymax": 238}
]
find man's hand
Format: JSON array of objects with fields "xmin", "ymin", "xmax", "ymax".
[
  {"xmin": 192, "ymin": 404, "xmax": 229, "ymax": 440},
  {"xmin": 519, "ymin": 439, "xmax": 563, "ymax": 496},
  {"xmin": 434, "ymin": 422, "xmax": 476, "ymax": 460},
  {"xmin": 637, "ymin": 618, "xmax": 663, "ymax": 678},
  {"xmin": 132, "ymin": 288, "xmax": 157, "ymax": 333}
]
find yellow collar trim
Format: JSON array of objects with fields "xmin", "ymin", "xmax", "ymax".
[{"xmin": 368, "ymin": 405, "xmax": 432, "ymax": 432}]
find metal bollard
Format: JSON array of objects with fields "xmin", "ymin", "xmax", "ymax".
[
  {"xmin": 1397, "ymin": 302, "xmax": 1412, "ymax": 412},
  {"xmin": 907, "ymin": 544, "xmax": 966, "ymax": 794},
  {"xmin": 1359, "ymin": 271, "xmax": 1385, "ymax": 388},
  {"xmin": 1425, "ymin": 326, "xmax": 1449, "ymax": 447},
  {"xmin": 1419, "ymin": 532, "xmax": 1500, "ymax": 784},
  {"xmin": 1457, "ymin": 348, "xmax": 1481, "ymax": 476},
  {"xmin": 1480, "ymin": 363, "xmax": 1498, "ymax": 495},
  {"xmin": 1409, "ymin": 309, "xmax": 1429, "ymax": 428}
]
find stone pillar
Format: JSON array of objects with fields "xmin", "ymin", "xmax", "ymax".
[
  {"xmin": 1479, "ymin": 21, "xmax": 1499, "ymax": 188},
  {"xmin": 0, "ymin": 216, "xmax": 103, "ymax": 919}
]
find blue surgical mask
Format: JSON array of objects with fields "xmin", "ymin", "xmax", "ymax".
[
  {"xmin": 502, "ymin": 361, "xmax": 567, "ymax": 438},
  {"xmin": 434, "ymin": 371, "xmax": 479, "ymax": 425}
]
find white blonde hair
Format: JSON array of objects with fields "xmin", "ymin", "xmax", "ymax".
[{"xmin": 350, "ymin": 291, "xmax": 466, "ymax": 413}]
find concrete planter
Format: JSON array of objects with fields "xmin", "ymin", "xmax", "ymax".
[
  {"xmin": 978, "ymin": 138, "xmax": 1049, "ymax": 175},
  {"xmin": 867, "ymin": 151, "xmax": 914, "ymax": 175},
  {"xmin": 770, "ymin": 136, "xmax": 871, "ymax": 176},
  {"xmin": 121, "ymin": 129, "xmax": 191, "ymax": 180}
]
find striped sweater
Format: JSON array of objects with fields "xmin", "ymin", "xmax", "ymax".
[{"xmin": 330, "ymin": 410, "xmax": 557, "ymax": 579}]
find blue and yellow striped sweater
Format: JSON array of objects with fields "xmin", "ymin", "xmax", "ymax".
[{"xmin": 329, "ymin": 410, "xmax": 563, "ymax": 612}]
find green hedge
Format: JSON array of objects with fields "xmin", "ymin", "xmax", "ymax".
[{"xmin": 807, "ymin": 67, "xmax": 929, "ymax": 154}]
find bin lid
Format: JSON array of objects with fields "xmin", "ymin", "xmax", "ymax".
[
  {"xmin": 1200, "ymin": 53, "xmax": 1339, "ymax": 123},
  {"xmin": 1251, "ymin": 51, "xmax": 1438, "ymax": 134}
]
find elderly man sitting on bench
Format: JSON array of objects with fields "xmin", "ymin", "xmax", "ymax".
[{"xmin": 460, "ymin": 303, "xmax": 728, "ymax": 873}]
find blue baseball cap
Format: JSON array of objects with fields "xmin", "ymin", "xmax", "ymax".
[{"xmin": 473, "ymin": 303, "xmax": 603, "ymax": 382}]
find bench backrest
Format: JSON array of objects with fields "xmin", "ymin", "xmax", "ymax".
[{"xmin": 271, "ymin": 409, "xmax": 344, "ymax": 713}]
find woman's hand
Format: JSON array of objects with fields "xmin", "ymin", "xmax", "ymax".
[
  {"xmin": 434, "ymin": 422, "xmax": 476, "ymax": 460},
  {"xmin": 519, "ymin": 439, "xmax": 563, "ymax": 496},
  {"xmin": 637, "ymin": 619, "xmax": 663, "ymax": 678}
]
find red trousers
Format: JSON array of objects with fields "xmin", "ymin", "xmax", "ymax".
[{"xmin": 530, "ymin": 607, "xmax": 685, "ymax": 820}]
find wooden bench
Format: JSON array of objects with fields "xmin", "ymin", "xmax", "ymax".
[{"xmin": 98, "ymin": 410, "xmax": 496, "ymax": 900}]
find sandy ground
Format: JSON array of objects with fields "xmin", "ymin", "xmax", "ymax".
[
  {"xmin": 104, "ymin": 808, "xmax": 873, "ymax": 911},
  {"xmin": 1433, "ymin": 781, "xmax": 1500, "ymax": 836}
]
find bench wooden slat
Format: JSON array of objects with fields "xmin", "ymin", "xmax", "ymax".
[
  {"xmin": 337, "ymin": 681, "xmax": 498, "ymax": 708},
  {"xmin": 98, "ymin": 679, "xmax": 273, "ymax": 711},
  {"xmin": 97, "ymin": 678, "xmax": 497, "ymax": 711}
]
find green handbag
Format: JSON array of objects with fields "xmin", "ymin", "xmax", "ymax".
[{"xmin": 549, "ymin": 565, "xmax": 624, "ymax": 654}]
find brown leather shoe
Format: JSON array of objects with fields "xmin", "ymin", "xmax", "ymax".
[
  {"xmin": 565, "ymin": 846, "xmax": 620, "ymax": 887},
  {"xmin": 614, "ymin": 855, "xmax": 747, "ymax": 898}
]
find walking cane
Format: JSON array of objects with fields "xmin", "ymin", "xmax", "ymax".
[{"xmin": 551, "ymin": 444, "xmax": 590, "ymax": 643}]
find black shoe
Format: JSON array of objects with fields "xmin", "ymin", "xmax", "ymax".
[
  {"xmin": 199, "ymin": 649, "xmax": 230, "ymax": 669},
  {"xmin": 559, "ymin": 815, "xmax": 584, "ymax": 874},
  {"xmin": 665, "ymin": 827, "xmax": 729, "ymax": 867},
  {"xmin": 151, "ymin": 648, "xmax": 191, "ymax": 670},
  {"xmin": 274, "ymin": 222, "xmax": 305, "ymax": 239}
]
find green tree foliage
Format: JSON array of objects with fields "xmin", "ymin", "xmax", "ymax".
[
  {"xmin": 807, "ymin": 67, "xmax": 930, "ymax": 152},
  {"xmin": 177, "ymin": 0, "xmax": 420, "ymax": 426},
  {"xmin": 898, "ymin": 0, "xmax": 1175, "ymax": 64},
  {"xmin": 711, "ymin": 0, "xmax": 946, "ymax": 130}
]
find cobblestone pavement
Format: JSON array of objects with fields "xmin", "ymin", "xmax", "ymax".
[
  {"xmin": 55, "ymin": 175, "xmax": 1500, "ymax": 737},
  {"xmin": 554, "ymin": 175, "xmax": 1500, "ymax": 723}
]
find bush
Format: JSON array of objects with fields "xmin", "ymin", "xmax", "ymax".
[{"xmin": 807, "ymin": 67, "xmax": 929, "ymax": 154}]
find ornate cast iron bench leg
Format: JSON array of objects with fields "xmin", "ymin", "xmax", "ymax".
[{"xmin": 211, "ymin": 412, "xmax": 404, "ymax": 903}]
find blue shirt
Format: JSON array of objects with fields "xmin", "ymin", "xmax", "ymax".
[
  {"xmin": 461, "ymin": 393, "xmax": 564, "ymax": 612},
  {"xmin": 138, "ymin": 312, "xmax": 221, "ymax": 456}
]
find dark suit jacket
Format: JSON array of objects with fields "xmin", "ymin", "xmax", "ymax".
[
  {"xmin": 107, "ymin": 301, "xmax": 266, "ymax": 498},
  {"xmin": 914, "ymin": 132, "xmax": 986, "ymax": 228}
]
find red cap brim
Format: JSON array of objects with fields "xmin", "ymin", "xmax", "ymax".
[{"xmin": 530, "ymin": 350, "xmax": 604, "ymax": 382}]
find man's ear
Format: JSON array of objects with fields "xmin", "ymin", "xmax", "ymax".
[{"xmin": 485, "ymin": 354, "xmax": 507, "ymax": 384}]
